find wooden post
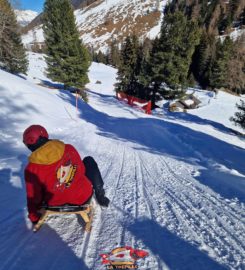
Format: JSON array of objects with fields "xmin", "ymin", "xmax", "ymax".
[{"xmin": 145, "ymin": 101, "xmax": 152, "ymax": 114}]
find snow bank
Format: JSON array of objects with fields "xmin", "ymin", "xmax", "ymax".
[{"xmin": 188, "ymin": 90, "xmax": 245, "ymax": 133}]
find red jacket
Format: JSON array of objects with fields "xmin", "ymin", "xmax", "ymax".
[{"xmin": 24, "ymin": 140, "xmax": 93, "ymax": 222}]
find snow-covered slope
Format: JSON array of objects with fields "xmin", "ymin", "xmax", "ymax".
[
  {"xmin": 22, "ymin": 0, "xmax": 168, "ymax": 52},
  {"xmin": 0, "ymin": 53, "xmax": 244, "ymax": 269},
  {"xmin": 15, "ymin": 9, "xmax": 38, "ymax": 27}
]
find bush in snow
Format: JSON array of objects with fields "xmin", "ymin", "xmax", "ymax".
[{"xmin": 230, "ymin": 99, "xmax": 245, "ymax": 130}]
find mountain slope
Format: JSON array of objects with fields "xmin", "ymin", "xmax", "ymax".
[
  {"xmin": 22, "ymin": 0, "xmax": 167, "ymax": 52},
  {"xmin": 15, "ymin": 9, "xmax": 38, "ymax": 27},
  {"xmin": 21, "ymin": 0, "xmax": 245, "ymax": 51},
  {"xmin": 0, "ymin": 53, "xmax": 244, "ymax": 269}
]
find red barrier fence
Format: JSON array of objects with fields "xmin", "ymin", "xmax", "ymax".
[{"xmin": 116, "ymin": 92, "xmax": 152, "ymax": 114}]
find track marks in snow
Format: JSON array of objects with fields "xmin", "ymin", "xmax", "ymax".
[
  {"xmin": 7, "ymin": 128, "xmax": 243, "ymax": 269},
  {"xmin": 77, "ymin": 142, "xmax": 244, "ymax": 269},
  {"xmin": 133, "ymin": 152, "xmax": 167, "ymax": 269},
  {"xmin": 136, "ymin": 151, "xmax": 245, "ymax": 269},
  {"xmin": 77, "ymin": 143, "xmax": 132, "ymax": 269}
]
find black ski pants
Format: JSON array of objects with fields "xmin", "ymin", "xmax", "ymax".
[{"xmin": 83, "ymin": 156, "xmax": 104, "ymax": 192}]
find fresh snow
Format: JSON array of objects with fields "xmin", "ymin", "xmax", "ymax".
[
  {"xmin": 22, "ymin": 25, "xmax": 45, "ymax": 46},
  {"xmin": 183, "ymin": 99, "xmax": 195, "ymax": 106},
  {"xmin": 0, "ymin": 53, "xmax": 244, "ymax": 270},
  {"xmin": 14, "ymin": 9, "xmax": 38, "ymax": 27},
  {"xmin": 188, "ymin": 90, "xmax": 244, "ymax": 133}
]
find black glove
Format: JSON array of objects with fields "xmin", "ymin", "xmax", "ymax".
[
  {"xmin": 95, "ymin": 190, "xmax": 110, "ymax": 207},
  {"xmin": 32, "ymin": 220, "xmax": 39, "ymax": 225}
]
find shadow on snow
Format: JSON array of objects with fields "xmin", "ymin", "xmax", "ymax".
[
  {"xmin": 0, "ymin": 153, "xmax": 89, "ymax": 270},
  {"xmin": 127, "ymin": 217, "xmax": 227, "ymax": 270},
  {"xmin": 60, "ymin": 90, "xmax": 245, "ymax": 203}
]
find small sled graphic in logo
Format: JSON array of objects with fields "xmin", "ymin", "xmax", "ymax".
[{"xmin": 100, "ymin": 246, "xmax": 148, "ymax": 269}]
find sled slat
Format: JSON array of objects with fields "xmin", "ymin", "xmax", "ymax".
[{"xmin": 33, "ymin": 205, "xmax": 93, "ymax": 232}]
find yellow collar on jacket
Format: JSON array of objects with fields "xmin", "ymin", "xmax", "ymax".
[{"xmin": 29, "ymin": 140, "xmax": 65, "ymax": 165}]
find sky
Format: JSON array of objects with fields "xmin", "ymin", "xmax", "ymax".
[{"xmin": 18, "ymin": 0, "xmax": 45, "ymax": 12}]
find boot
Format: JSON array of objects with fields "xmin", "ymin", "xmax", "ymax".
[{"xmin": 95, "ymin": 189, "xmax": 110, "ymax": 207}]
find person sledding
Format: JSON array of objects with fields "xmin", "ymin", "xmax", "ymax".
[{"xmin": 23, "ymin": 125, "xmax": 110, "ymax": 225}]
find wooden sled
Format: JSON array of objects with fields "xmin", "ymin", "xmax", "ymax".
[{"xmin": 33, "ymin": 202, "xmax": 94, "ymax": 233}]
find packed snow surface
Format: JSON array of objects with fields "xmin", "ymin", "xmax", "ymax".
[{"xmin": 0, "ymin": 53, "xmax": 244, "ymax": 270}]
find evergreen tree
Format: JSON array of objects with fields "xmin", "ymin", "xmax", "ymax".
[
  {"xmin": 192, "ymin": 31, "xmax": 216, "ymax": 88},
  {"xmin": 43, "ymin": 0, "xmax": 90, "ymax": 95},
  {"xmin": 226, "ymin": 34, "xmax": 245, "ymax": 94},
  {"xmin": 141, "ymin": 37, "xmax": 163, "ymax": 106},
  {"xmin": 204, "ymin": 0, "xmax": 220, "ymax": 32},
  {"xmin": 137, "ymin": 58, "xmax": 150, "ymax": 100},
  {"xmin": 0, "ymin": 0, "xmax": 28, "ymax": 73},
  {"xmin": 116, "ymin": 35, "xmax": 140, "ymax": 96},
  {"xmin": 210, "ymin": 37, "xmax": 234, "ymax": 89},
  {"xmin": 96, "ymin": 50, "xmax": 107, "ymax": 64},
  {"xmin": 141, "ymin": 38, "xmax": 152, "ymax": 59},
  {"xmin": 230, "ymin": 100, "xmax": 245, "ymax": 130},
  {"xmin": 133, "ymin": 35, "xmax": 143, "ymax": 82},
  {"xmin": 108, "ymin": 39, "xmax": 121, "ymax": 67},
  {"xmin": 137, "ymin": 38, "xmax": 153, "ymax": 99},
  {"xmin": 162, "ymin": 0, "xmax": 245, "ymax": 93},
  {"xmin": 217, "ymin": 7, "xmax": 232, "ymax": 34},
  {"xmin": 230, "ymin": 0, "xmax": 240, "ymax": 18},
  {"xmin": 147, "ymin": 11, "xmax": 200, "ymax": 102}
]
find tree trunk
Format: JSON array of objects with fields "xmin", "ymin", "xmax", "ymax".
[{"xmin": 151, "ymin": 83, "xmax": 158, "ymax": 109}]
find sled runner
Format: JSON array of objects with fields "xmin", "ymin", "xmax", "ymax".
[{"xmin": 33, "ymin": 201, "xmax": 94, "ymax": 232}]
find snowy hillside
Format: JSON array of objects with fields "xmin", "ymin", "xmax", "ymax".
[
  {"xmin": 15, "ymin": 9, "xmax": 38, "ymax": 27},
  {"xmin": 0, "ymin": 53, "xmax": 245, "ymax": 269},
  {"xmin": 22, "ymin": 0, "xmax": 167, "ymax": 52}
]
